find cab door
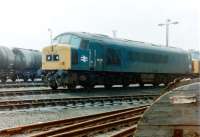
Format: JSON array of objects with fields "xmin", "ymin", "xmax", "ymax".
[
  {"xmin": 71, "ymin": 48, "xmax": 90, "ymax": 70},
  {"xmin": 89, "ymin": 42, "xmax": 104, "ymax": 71}
]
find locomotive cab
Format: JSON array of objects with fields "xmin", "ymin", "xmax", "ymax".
[
  {"xmin": 42, "ymin": 44, "xmax": 73, "ymax": 89},
  {"xmin": 42, "ymin": 33, "xmax": 90, "ymax": 89}
]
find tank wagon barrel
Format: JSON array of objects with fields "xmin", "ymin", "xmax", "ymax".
[
  {"xmin": 0, "ymin": 46, "xmax": 15, "ymax": 70},
  {"xmin": 0, "ymin": 46, "xmax": 15, "ymax": 82},
  {"xmin": 12, "ymin": 48, "xmax": 42, "ymax": 81},
  {"xmin": 0, "ymin": 47, "xmax": 42, "ymax": 82},
  {"xmin": 12, "ymin": 48, "xmax": 41, "ymax": 70}
]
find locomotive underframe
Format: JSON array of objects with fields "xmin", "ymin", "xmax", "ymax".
[{"xmin": 45, "ymin": 69, "xmax": 192, "ymax": 90}]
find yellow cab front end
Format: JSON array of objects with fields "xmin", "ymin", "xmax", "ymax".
[
  {"xmin": 42, "ymin": 44, "xmax": 71, "ymax": 71},
  {"xmin": 42, "ymin": 44, "xmax": 71, "ymax": 89},
  {"xmin": 192, "ymin": 59, "xmax": 200, "ymax": 76}
]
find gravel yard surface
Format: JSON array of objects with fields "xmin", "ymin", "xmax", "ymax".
[
  {"xmin": 0, "ymin": 103, "xmax": 145, "ymax": 130},
  {"xmin": 0, "ymin": 85, "xmax": 163, "ymax": 130}
]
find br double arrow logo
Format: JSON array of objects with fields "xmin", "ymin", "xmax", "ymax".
[{"xmin": 80, "ymin": 55, "xmax": 88, "ymax": 63}]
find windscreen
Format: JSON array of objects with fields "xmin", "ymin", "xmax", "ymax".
[{"xmin": 53, "ymin": 34, "xmax": 81, "ymax": 48}]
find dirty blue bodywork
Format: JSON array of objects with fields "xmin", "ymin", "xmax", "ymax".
[{"xmin": 54, "ymin": 32, "xmax": 192, "ymax": 74}]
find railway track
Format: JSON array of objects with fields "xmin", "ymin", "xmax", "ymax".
[
  {"xmin": 0, "ymin": 81, "xmax": 47, "ymax": 88},
  {"xmin": 0, "ymin": 89, "xmax": 67, "ymax": 97},
  {"xmin": 110, "ymin": 126, "xmax": 137, "ymax": 137},
  {"xmin": 0, "ymin": 95, "xmax": 157, "ymax": 110},
  {"xmin": 0, "ymin": 105, "xmax": 148, "ymax": 137}
]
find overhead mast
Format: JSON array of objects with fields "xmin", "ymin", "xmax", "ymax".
[
  {"xmin": 48, "ymin": 28, "xmax": 53, "ymax": 51},
  {"xmin": 112, "ymin": 30, "xmax": 117, "ymax": 38},
  {"xmin": 158, "ymin": 19, "xmax": 179, "ymax": 47}
]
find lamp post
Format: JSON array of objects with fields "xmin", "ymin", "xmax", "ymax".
[
  {"xmin": 112, "ymin": 30, "xmax": 117, "ymax": 38},
  {"xmin": 158, "ymin": 19, "xmax": 179, "ymax": 47},
  {"xmin": 48, "ymin": 28, "xmax": 53, "ymax": 45},
  {"xmin": 48, "ymin": 28, "xmax": 53, "ymax": 51}
]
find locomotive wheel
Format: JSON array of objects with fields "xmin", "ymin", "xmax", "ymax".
[
  {"xmin": 31, "ymin": 75, "xmax": 35, "ymax": 81},
  {"xmin": 11, "ymin": 78, "xmax": 16, "ymax": 82},
  {"xmin": 23, "ymin": 77, "xmax": 28, "ymax": 82},
  {"xmin": 153, "ymin": 83, "xmax": 159, "ymax": 87},
  {"xmin": 104, "ymin": 84, "xmax": 112, "ymax": 89},
  {"xmin": 11, "ymin": 76, "xmax": 17, "ymax": 82},
  {"xmin": 122, "ymin": 83, "xmax": 129, "ymax": 88},
  {"xmin": 67, "ymin": 84, "xmax": 76, "ymax": 90},
  {"xmin": 50, "ymin": 82, "xmax": 58, "ymax": 90},
  {"xmin": 139, "ymin": 83, "xmax": 144, "ymax": 87},
  {"xmin": 41, "ymin": 76, "xmax": 46, "ymax": 81},
  {"xmin": 82, "ymin": 84, "xmax": 94, "ymax": 90},
  {"xmin": 164, "ymin": 82, "xmax": 169, "ymax": 86}
]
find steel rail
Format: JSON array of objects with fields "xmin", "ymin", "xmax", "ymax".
[
  {"xmin": 0, "ymin": 89, "xmax": 66, "ymax": 97},
  {"xmin": 31, "ymin": 107, "xmax": 145, "ymax": 137},
  {"xmin": 50, "ymin": 116, "xmax": 141, "ymax": 137},
  {"xmin": 110, "ymin": 125, "xmax": 137, "ymax": 137},
  {"xmin": 0, "ymin": 82, "xmax": 46, "ymax": 88},
  {"xmin": 0, "ymin": 105, "xmax": 148, "ymax": 136},
  {"xmin": 0, "ymin": 95, "xmax": 157, "ymax": 110},
  {"xmin": 0, "ymin": 81, "xmax": 43, "ymax": 85}
]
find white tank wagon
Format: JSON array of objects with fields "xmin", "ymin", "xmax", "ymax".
[
  {"xmin": 0, "ymin": 47, "xmax": 42, "ymax": 82},
  {"xmin": 11, "ymin": 48, "xmax": 42, "ymax": 81},
  {"xmin": 12, "ymin": 48, "xmax": 41, "ymax": 70},
  {"xmin": 0, "ymin": 46, "xmax": 15, "ymax": 82}
]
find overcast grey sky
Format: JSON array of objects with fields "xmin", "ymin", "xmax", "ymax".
[{"xmin": 0, "ymin": 0, "xmax": 199, "ymax": 51}]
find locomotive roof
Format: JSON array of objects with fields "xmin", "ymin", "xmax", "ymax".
[{"xmin": 58, "ymin": 32, "xmax": 187, "ymax": 54}]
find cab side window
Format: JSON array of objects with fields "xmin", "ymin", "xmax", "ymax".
[
  {"xmin": 60, "ymin": 35, "xmax": 71, "ymax": 44},
  {"xmin": 53, "ymin": 37, "xmax": 61, "ymax": 45},
  {"xmin": 80, "ymin": 40, "xmax": 89, "ymax": 49},
  {"xmin": 70, "ymin": 36, "xmax": 81, "ymax": 48},
  {"xmin": 106, "ymin": 48, "xmax": 121, "ymax": 65}
]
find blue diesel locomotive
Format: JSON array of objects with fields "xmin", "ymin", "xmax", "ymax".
[{"xmin": 42, "ymin": 32, "xmax": 193, "ymax": 89}]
